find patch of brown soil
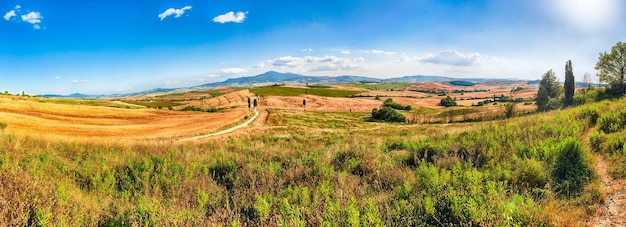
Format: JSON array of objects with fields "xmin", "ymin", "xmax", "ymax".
[
  {"xmin": 183, "ymin": 90, "xmax": 254, "ymax": 109},
  {"xmin": 590, "ymin": 155, "xmax": 626, "ymax": 226},
  {"xmin": 260, "ymin": 95, "xmax": 382, "ymax": 112}
]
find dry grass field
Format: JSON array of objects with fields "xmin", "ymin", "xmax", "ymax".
[{"xmin": 0, "ymin": 97, "xmax": 249, "ymax": 141}]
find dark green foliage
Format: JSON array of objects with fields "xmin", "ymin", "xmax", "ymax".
[
  {"xmin": 504, "ymin": 103, "xmax": 515, "ymax": 118},
  {"xmin": 595, "ymin": 41, "xmax": 626, "ymax": 95},
  {"xmin": 439, "ymin": 96, "xmax": 457, "ymax": 107},
  {"xmin": 564, "ymin": 60, "xmax": 575, "ymax": 106},
  {"xmin": 383, "ymin": 98, "xmax": 412, "ymax": 111},
  {"xmin": 597, "ymin": 113, "xmax": 623, "ymax": 134},
  {"xmin": 371, "ymin": 107, "xmax": 406, "ymax": 122},
  {"xmin": 536, "ymin": 70, "xmax": 562, "ymax": 111},
  {"xmin": 449, "ymin": 81, "xmax": 475, "ymax": 86},
  {"xmin": 180, "ymin": 106, "xmax": 224, "ymax": 113},
  {"xmin": 552, "ymin": 139, "xmax": 594, "ymax": 197}
]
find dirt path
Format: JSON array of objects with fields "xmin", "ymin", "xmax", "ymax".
[
  {"xmin": 253, "ymin": 109, "xmax": 269, "ymax": 126},
  {"xmin": 591, "ymin": 155, "xmax": 626, "ymax": 226},
  {"xmin": 178, "ymin": 108, "xmax": 259, "ymax": 141}
]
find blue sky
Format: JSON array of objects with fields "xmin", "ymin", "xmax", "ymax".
[{"xmin": 1, "ymin": 0, "xmax": 625, "ymax": 95}]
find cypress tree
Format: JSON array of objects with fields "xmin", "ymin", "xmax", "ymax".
[{"xmin": 564, "ymin": 60, "xmax": 575, "ymax": 106}]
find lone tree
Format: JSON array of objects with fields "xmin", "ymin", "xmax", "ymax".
[
  {"xmin": 536, "ymin": 70, "xmax": 562, "ymax": 111},
  {"xmin": 563, "ymin": 60, "xmax": 575, "ymax": 106},
  {"xmin": 253, "ymin": 98, "xmax": 258, "ymax": 107},
  {"xmin": 303, "ymin": 99, "xmax": 306, "ymax": 110},
  {"xmin": 596, "ymin": 41, "xmax": 626, "ymax": 96},
  {"xmin": 247, "ymin": 97, "xmax": 251, "ymax": 109}
]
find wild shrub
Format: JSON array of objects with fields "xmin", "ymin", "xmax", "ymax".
[
  {"xmin": 513, "ymin": 159, "xmax": 549, "ymax": 189},
  {"xmin": 597, "ymin": 113, "xmax": 623, "ymax": 134},
  {"xmin": 371, "ymin": 107, "xmax": 406, "ymax": 123},
  {"xmin": 588, "ymin": 130, "xmax": 606, "ymax": 152},
  {"xmin": 552, "ymin": 139, "xmax": 594, "ymax": 197},
  {"xmin": 383, "ymin": 98, "xmax": 412, "ymax": 111},
  {"xmin": 439, "ymin": 96, "xmax": 457, "ymax": 107}
]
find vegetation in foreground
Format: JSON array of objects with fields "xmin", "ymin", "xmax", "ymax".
[{"xmin": 2, "ymin": 95, "xmax": 626, "ymax": 225}]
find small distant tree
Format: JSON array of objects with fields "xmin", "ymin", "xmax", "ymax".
[
  {"xmin": 303, "ymin": 99, "xmax": 306, "ymax": 110},
  {"xmin": 564, "ymin": 60, "xmax": 575, "ymax": 106},
  {"xmin": 504, "ymin": 103, "xmax": 515, "ymax": 118},
  {"xmin": 253, "ymin": 98, "xmax": 258, "ymax": 107},
  {"xmin": 3, "ymin": 90, "xmax": 8, "ymax": 95},
  {"xmin": 248, "ymin": 97, "xmax": 251, "ymax": 109},
  {"xmin": 439, "ymin": 96, "xmax": 457, "ymax": 107}
]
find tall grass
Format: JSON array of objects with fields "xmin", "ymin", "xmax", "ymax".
[{"xmin": 1, "ymin": 98, "xmax": 625, "ymax": 225}]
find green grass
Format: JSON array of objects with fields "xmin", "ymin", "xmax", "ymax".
[
  {"xmin": 2, "ymin": 94, "xmax": 626, "ymax": 225},
  {"xmin": 250, "ymin": 86, "xmax": 361, "ymax": 97}
]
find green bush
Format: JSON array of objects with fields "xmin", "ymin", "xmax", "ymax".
[
  {"xmin": 439, "ymin": 96, "xmax": 457, "ymax": 107},
  {"xmin": 598, "ymin": 113, "xmax": 623, "ymax": 134},
  {"xmin": 552, "ymin": 139, "xmax": 594, "ymax": 197},
  {"xmin": 383, "ymin": 98, "xmax": 412, "ymax": 111},
  {"xmin": 371, "ymin": 107, "xmax": 406, "ymax": 123}
]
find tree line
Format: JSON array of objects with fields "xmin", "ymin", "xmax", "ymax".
[{"xmin": 537, "ymin": 42, "xmax": 626, "ymax": 111}]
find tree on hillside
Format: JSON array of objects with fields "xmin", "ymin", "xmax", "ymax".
[
  {"xmin": 595, "ymin": 41, "xmax": 626, "ymax": 96},
  {"xmin": 253, "ymin": 99, "xmax": 258, "ymax": 108},
  {"xmin": 582, "ymin": 72, "xmax": 592, "ymax": 93},
  {"xmin": 536, "ymin": 70, "xmax": 562, "ymax": 111},
  {"xmin": 303, "ymin": 99, "xmax": 306, "ymax": 110},
  {"xmin": 564, "ymin": 60, "xmax": 575, "ymax": 106},
  {"xmin": 248, "ymin": 97, "xmax": 251, "ymax": 109},
  {"xmin": 439, "ymin": 96, "xmax": 457, "ymax": 107}
]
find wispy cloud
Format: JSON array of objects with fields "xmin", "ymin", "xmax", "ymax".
[
  {"xmin": 54, "ymin": 76, "xmax": 61, "ymax": 80},
  {"xmin": 301, "ymin": 48, "xmax": 314, "ymax": 52},
  {"xmin": 158, "ymin": 6, "xmax": 192, "ymax": 21},
  {"xmin": 418, "ymin": 50, "xmax": 481, "ymax": 66},
  {"xmin": 3, "ymin": 10, "xmax": 16, "ymax": 21},
  {"xmin": 219, "ymin": 68, "xmax": 247, "ymax": 75},
  {"xmin": 365, "ymin": 49, "xmax": 395, "ymax": 56},
  {"xmin": 340, "ymin": 50, "xmax": 350, "ymax": 55},
  {"xmin": 267, "ymin": 55, "xmax": 365, "ymax": 72},
  {"xmin": 213, "ymin": 11, "xmax": 248, "ymax": 23},
  {"xmin": 71, "ymin": 79, "xmax": 88, "ymax": 84}
]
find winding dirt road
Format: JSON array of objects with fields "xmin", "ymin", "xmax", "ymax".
[{"xmin": 178, "ymin": 108, "xmax": 259, "ymax": 141}]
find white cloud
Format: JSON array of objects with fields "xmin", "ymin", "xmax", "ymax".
[
  {"xmin": 213, "ymin": 11, "xmax": 247, "ymax": 23},
  {"xmin": 267, "ymin": 55, "xmax": 365, "ymax": 72},
  {"xmin": 71, "ymin": 79, "xmax": 88, "ymax": 84},
  {"xmin": 418, "ymin": 50, "xmax": 481, "ymax": 66},
  {"xmin": 340, "ymin": 50, "xmax": 350, "ymax": 55},
  {"xmin": 33, "ymin": 24, "xmax": 41, "ymax": 30},
  {"xmin": 301, "ymin": 48, "xmax": 314, "ymax": 52},
  {"xmin": 21, "ymin": 11, "xmax": 42, "ymax": 24},
  {"xmin": 219, "ymin": 68, "xmax": 247, "ymax": 75},
  {"xmin": 158, "ymin": 6, "xmax": 192, "ymax": 21},
  {"xmin": 365, "ymin": 49, "xmax": 395, "ymax": 56},
  {"xmin": 4, "ymin": 10, "xmax": 16, "ymax": 21},
  {"xmin": 54, "ymin": 76, "xmax": 61, "ymax": 80}
]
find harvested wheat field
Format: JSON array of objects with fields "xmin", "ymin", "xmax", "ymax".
[
  {"xmin": 181, "ymin": 89, "xmax": 255, "ymax": 109},
  {"xmin": 0, "ymin": 97, "xmax": 248, "ymax": 140},
  {"xmin": 260, "ymin": 95, "xmax": 383, "ymax": 112}
]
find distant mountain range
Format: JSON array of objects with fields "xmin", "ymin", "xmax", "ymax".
[{"xmin": 43, "ymin": 71, "xmax": 521, "ymax": 98}]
